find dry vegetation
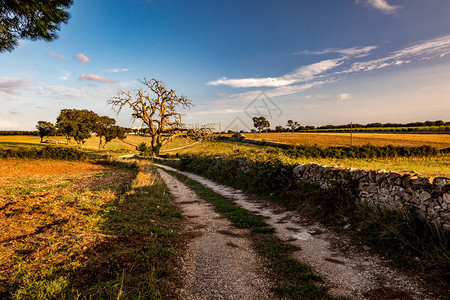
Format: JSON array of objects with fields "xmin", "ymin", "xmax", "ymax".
[
  {"xmin": 235, "ymin": 132, "xmax": 450, "ymax": 149},
  {"xmin": 169, "ymin": 140, "xmax": 450, "ymax": 178},
  {"xmin": 0, "ymin": 159, "xmax": 183, "ymax": 299}
]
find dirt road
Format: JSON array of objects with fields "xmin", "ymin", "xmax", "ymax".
[
  {"xmin": 157, "ymin": 164, "xmax": 440, "ymax": 300},
  {"xmin": 157, "ymin": 168, "xmax": 274, "ymax": 299}
]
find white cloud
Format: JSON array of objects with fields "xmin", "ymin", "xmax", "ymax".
[
  {"xmin": 295, "ymin": 46, "xmax": 377, "ymax": 57},
  {"xmin": 337, "ymin": 93, "xmax": 352, "ymax": 100},
  {"xmin": 190, "ymin": 109, "xmax": 243, "ymax": 115},
  {"xmin": 104, "ymin": 68, "xmax": 129, "ymax": 73},
  {"xmin": 207, "ymin": 77, "xmax": 295, "ymax": 88},
  {"xmin": 0, "ymin": 77, "xmax": 31, "ymax": 95},
  {"xmin": 75, "ymin": 53, "xmax": 90, "ymax": 64},
  {"xmin": 47, "ymin": 51, "xmax": 66, "ymax": 60},
  {"xmin": 59, "ymin": 70, "xmax": 70, "ymax": 81},
  {"xmin": 0, "ymin": 120, "xmax": 20, "ymax": 129},
  {"xmin": 356, "ymin": 0, "xmax": 400, "ymax": 14},
  {"xmin": 79, "ymin": 74, "xmax": 114, "ymax": 83},
  {"xmin": 207, "ymin": 59, "xmax": 341, "ymax": 88},
  {"xmin": 35, "ymin": 79, "xmax": 136, "ymax": 101},
  {"xmin": 302, "ymin": 105, "xmax": 315, "ymax": 110},
  {"xmin": 344, "ymin": 35, "xmax": 450, "ymax": 73}
]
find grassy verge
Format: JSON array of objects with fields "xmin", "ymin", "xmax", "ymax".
[
  {"xmin": 161, "ymin": 168, "xmax": 338, "ymax": 300},
  {"xmin": 286, "ymin": 182, "xmax": 450, "ymax": 288},
  {"xmin": 173, "ymin": 155, "xmax": 449, "ymax": 293},
  {"xmin": 0, "ymin": 159, "xmax": 184, "ymax": 299}
]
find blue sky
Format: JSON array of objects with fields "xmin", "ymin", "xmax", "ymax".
[{"xmin": 1, "ymin": 0, "xmax": 449, "ymax": 131}]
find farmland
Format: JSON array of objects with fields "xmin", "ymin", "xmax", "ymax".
[
  {"xmin": 0, "ymin": 159, "xmax": 183, "ymax": 299},
  {"xmin": 1, "ymin": 132, "xmax": 449, "ymax": 177},
  {"xmin": 227, "ymin": 132, "xmax": 450, "ymax": 149}
]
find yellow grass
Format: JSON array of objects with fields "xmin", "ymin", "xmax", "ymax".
[
  {"xmin": 237, "ymin": 132, "xmax": 450, "ymax": 149},
  {"xmin": 175, "ymin": 140, "xmax": 450, "ymax": 178}
]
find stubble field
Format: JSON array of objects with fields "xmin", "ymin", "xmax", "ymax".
[{"xmin": 0, "ymin": 158, "xmax": 183, "ymax": 299}]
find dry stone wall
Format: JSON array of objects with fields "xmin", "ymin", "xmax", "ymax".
[{"xmin": 293, "ymin": 163, "xmax": 450, "ymax": 230}]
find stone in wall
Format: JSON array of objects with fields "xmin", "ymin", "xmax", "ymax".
[{"xmin": 292, "ymin": 162, "xmax": 450, "ymax": 230}]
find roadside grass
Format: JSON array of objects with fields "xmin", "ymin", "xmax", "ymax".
[
  {"xmin": 281, "ymin": 182, "xmax": 450, "ymax": 291},
  {"xmin": 176, "ymin": 140, "xmax": 450, "ymax": 178},
  {"xmin": 0, "ymin": 135, "xmax": 131, "ymax": 155},
  {"xmin": 123, "ymin": 135, "xmax": 199, "ymax": 152},
  {"xmin": 0, "ymin": 159, "xmax": 184, "ymax": 299},
  {"xmin": 172, "ymin": 154, "xmax": 450, "ymax": 294},
  {"xmin": 161, "ymin": 168, "xmax": 338, "ymax": 300},
  {"xmin": 234, "ymin": 132, "xmax": 450, "ymax": 149}
]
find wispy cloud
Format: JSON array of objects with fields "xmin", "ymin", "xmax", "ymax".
[
  {"xmin": 59, "ymin": 70, "xmax": 70, "ymax": 81},
  {"xmin": 75, "ymin": 53, "xmax": 90, "ymax": 64},
  {"xmin": 205, "ymin": 35, "xmax": 450, "ymax": 112},
  {"xmin": 295, "ymin": 46, "xmax": 377, "ymax": 57},
  {"xmin": 337, "ymin": 93, "xmax": 352, "ymax": 100},
  {"xmin": 208, "ymin": 59, "xmax": 341, "ymax": 88},
  {"xmin": 302, "ymin": 104, "xmax": 315, "ymax": 110},
  {"xmin": 9, "ymin": 111, "xmax": 20, "ymax": 115},
  {"xmin": 104, "ymin": 68, "xmax": 129, "ymax": 73},
  {"xmin": 0, "ymin": 77, "xmax": 31, "ymax": 95},
  {"xmin": 79, "ymin": 74, "xmax": 114, "ymax": 83},
  {"xmin": 47, "ymin": 51, "xmax": 66, "ymax": 60},
  {"xmin": 190, "ymin": 109, "xmax": 243, "ymax": 115},
  {"xmin": 35, "ymin": 80, "xmax": 136, "ymax": 101},
  {"xmin": 356, "ymin": 0, "xmax": 400, "ymax": 14},
  {"xmin": 344, "ymin": 35, "xmax": 450, "ymax": 73},
  {"xmin": 0, "ymin": 120, "xmax": 20, "ymax": 129}
]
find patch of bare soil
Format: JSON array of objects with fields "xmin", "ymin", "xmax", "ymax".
[
  {"xmin": 156, "ymin": 164, "xmax": 440, "ymax": 300},
  {"xmin": 157, "ymin": 169, "xmax": 275, "ymax": 300},
  {"xmin": 0, "ymin": 158, "xmax": 109, "ymax": 178}
]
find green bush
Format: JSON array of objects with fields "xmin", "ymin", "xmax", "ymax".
[
  {"xmin": 0, "ymin": 146, "xmax": 91, "ymax": 160},
  {"xmin": 136, "ymin": 142, "xmax": 154, "ymax": 157}
]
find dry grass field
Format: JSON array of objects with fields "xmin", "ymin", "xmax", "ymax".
[
  {"xmin": 171, "ymin": 140, "xmax": 450, "ymax": 178},
  {"xmin": 235, "ymin": 132, "xmax": 450, "ymax": 149},
  {"xmin": 0, "ymin": 159, "xmax": 183, "ymax": 299},
  {"xmin": 0, "ymin": 135, "xmax": 199, "ymax": 154}
]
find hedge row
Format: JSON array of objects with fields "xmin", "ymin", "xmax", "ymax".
[
  {"xmin": 0, "ymin": 146, "xmax": 93, "ymax": 161},
  {"xmin": 0, "ymin": 131, "xmax": 39, "ymax": 136},
  {"xmin": 176, "ymin": 155, "xmax": 295, "ymax": 195},
  {"xmin": 283, "ymin": 144, "xmax": 440, "ymax": 159},
  {"xmin": 298, "ymin": 126, "xmax": 450, "ymax": 133}
]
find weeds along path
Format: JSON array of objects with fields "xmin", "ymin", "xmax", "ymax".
[
  {"xmin": 156, "ymin": 164, "xmax": 437, "ymax": 300},
  {"xmin": 156, "ymin": 168, "xmax": 274, "ymax": 299}
]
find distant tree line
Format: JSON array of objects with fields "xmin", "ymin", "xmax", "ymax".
[
  {"xmin": 314, "ymin": 120, "xmax": 448, "ymax": 130},
  {"xmin": 0, "ymin": 131, "xmax": 39, "ymax": 136},
  {"xmin": 218, "ymin": 119, "xmax": 449, "ymax": 134}
]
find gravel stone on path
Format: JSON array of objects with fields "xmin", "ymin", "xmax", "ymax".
[
  {"xmin": 157, "ymin": 168, "xmax": 275, "ymax": 300},
  {"xmin": 157, "ymin": 164, "xmax": 440, "ymax": 300}
]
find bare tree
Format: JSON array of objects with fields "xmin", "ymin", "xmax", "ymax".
[
  {"xmin": 108, "ymin": 78, "xmax": 193, "ymax": 155},
  {"xmin": 186, "ymin": 123, "xmax": 215, "ymax": 140}
]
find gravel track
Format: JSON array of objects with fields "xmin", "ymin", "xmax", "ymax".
[
  {"xmin": 157, "ymin": 168, "xmax": 275, "ymax": 299},
  {"xmin": 156, "ymin": 164, "xmax": 440, "ymax": 300}
]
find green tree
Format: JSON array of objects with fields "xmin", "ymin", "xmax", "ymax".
[
  {"xmin": 36, "ymin": 120, "xmax": 57, "ymax": 142},
  {"xmin": 93, "ymin": 116, "xmax": 126, "ymax": 148},
  {"xmin": 286, "ymin": 120, "xmax": 300, "ymax": 133},
  {"xmin": 108, "ymin": 78, "xmax": 193, "ymax": 156},
  {"xmin": 0, "ymin": 0, "xmax": 73, "ymax": 52},
  {"xmin": 252, "ymin": 116, "xmax": 270, "ymax": 133},
  {"xmin": 56, "ymin": 109, "xmax": 99, "ymax": 148}
]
